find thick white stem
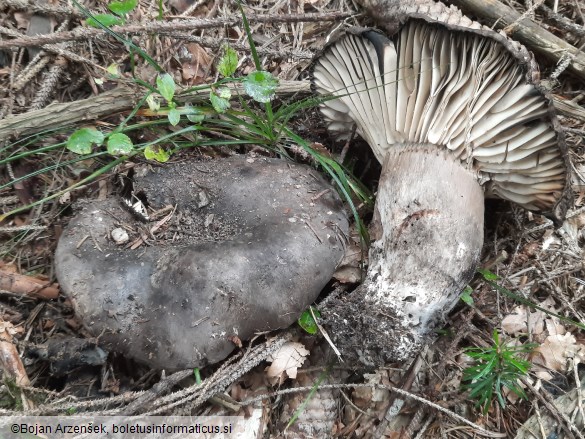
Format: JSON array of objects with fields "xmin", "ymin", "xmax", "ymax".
[{"xmin": 325, "ymin": 144, "xmax": 485, "ymax": 366}]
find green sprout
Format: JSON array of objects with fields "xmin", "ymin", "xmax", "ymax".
[{"xmin": 462, "ymin": 329, "xmax": 535, "ymax": 414}]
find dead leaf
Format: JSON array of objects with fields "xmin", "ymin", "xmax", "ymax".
[
  {"xmin": 0, "ymin": 320, "xmax": 30, "ymax": 386},
  {"xmin": 502, "ymin": 306, "xmax": 545, "ymax": 336},
  {"xmin": 13, "ymin": 12, "xmax": 30, "ymax": 30},
  {"xmin": 502, "ymin": 298, "xmax": 560, "ymax": 339},
  {"xmin": 181, "ymin": 43, "xmax": 212, "ymax": 85},
  {"xmin": 332, "ymin": 240, "xmax": 363, "ymax": 284},
  {"xmin": 533, "ymin": 333, "xmax": 585, "ymax": 372},
  {"xmin": 544, "ymin": 318, "xmax": 566, "ymax": 336},
  {"xmin": 265, "ymin": 341, "xmax": 309, "ymax": 385}
]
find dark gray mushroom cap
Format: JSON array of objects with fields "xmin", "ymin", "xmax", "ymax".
[
  {"xmin": 313, "ymin": 19, "xmax": 570, "ymax": 220},
  {"xmin": 55, "ymin": 156, "xmax": 348, "ymax": 370}
]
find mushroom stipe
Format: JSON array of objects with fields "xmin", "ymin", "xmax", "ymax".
[
  {"xmin": 313, "ymin": 11, "xmax": 571, "ymax": 365},
  {"xmin": 55, "ymin": 156, "xmax": 349, "ymax": 370}
]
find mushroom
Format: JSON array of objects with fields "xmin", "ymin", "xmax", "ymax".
[
  {"xmin": 312, "ymin": 11, "xmax": 571, "ymax": 365},
  {"xmin": 55, "ymin": 156, "xmax": 348, "ymax": 370}
]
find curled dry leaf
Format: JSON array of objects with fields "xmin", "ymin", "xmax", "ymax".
[{"xmin": 265, "ymin": 341, "xmax": 309, "ymax": 386}]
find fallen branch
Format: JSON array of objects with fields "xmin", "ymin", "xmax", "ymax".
[
  {"xmin": 0, "ymin": 12, "xmax": 354, "ymax": 49},
  {"xmin": 0, "ymin": 80, "xmax": 311, "ymax": 143},
  {"xmin": 2, "ymin": 78, "xmax": 580, "ymax": 143},
  {"xmin": 540, "ymin": 4, "xmax": 585, "ymax": 39},
  {"xmin": 446, "ymin": 0, "xmax": 585, "ymax": 81}
]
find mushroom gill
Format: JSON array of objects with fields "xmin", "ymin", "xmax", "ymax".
[{"xmin": 312, "ymin": 20, "xmax": 571, "ymax": 366}]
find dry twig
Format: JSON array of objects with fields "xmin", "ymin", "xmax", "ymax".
[
  {"xmin": 0, "ymin": 270, "xmax": 59, "ymax": 300},
  {"xmin": 0, "ymin": 12, "xmax": 355, "ymax": 49}
]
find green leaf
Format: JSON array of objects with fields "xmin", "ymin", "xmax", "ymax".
[
  {"xmin": 66, "ymin": 128, "xmax": 105, "ymax": 154},
  {"xmin": 106, "ymin": 133, "xmax": 133, "ymax": 155},
  {"xmin": 460, "ymin": 286, "xmax": 474, "ymax": 306},
  {"xmin": 106, "ymin": 63, "xmax": 120, "ymax": 77},
  {"xmin": 144, "ymin": 145, "xmax": 170, "ymax": 162},
  {"xmin": 108, "ymin": 0, "xmax": 138, "ymax": 15},
  {"xmin": 156, "ymin": 73, "xmax": 176, "ymax": 102},
  {"xmin": 157, "ymin": 0, "xmax": 164, "ymax": 20},
  {"xmin": 298, "ymin": 307, "xmax": 321, "ymax": 334},
  {"xmin": 243, "ymin": 71, "xmax": 279, "ymax": 103},
  {"xmin": 218, "ymin": 46, "xmax": 238, "ymax": 78},
  {"xmin": 477, "ymin": 268, "xmax": 499, "ymax": 281},
  {"xmin": 168, "ymin": 108, "xmax": 181, "ymax": 126},
  {"xmin": 86, "ymin": 14, "xmax": 124, "ymax": 28},
  {"xmin": 210, "ymin": 88, "xmax": 231, "ymax": 113},
  {"xmin": 184, "ymin": 104, "xmax": 205, "ymax": 123},
  {"xmin": 218, "ymin": 87, "xmax": 231, "ymax": 99}
]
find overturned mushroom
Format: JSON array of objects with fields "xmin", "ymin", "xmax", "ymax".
[
  {"xmin": 55, "ymin": 156, "xmax": 348, "ymax": 370},
  {"xmin": 312, "ymin": 10, "xmax": 571, "ymax": 365}
]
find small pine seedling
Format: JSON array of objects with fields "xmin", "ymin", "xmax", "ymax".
[{"xmin": 462, "ymin": 329, "xmax": 536, "ymax": 414}]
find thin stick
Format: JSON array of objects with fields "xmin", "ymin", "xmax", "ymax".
[
  {"xmin": 158, "ymin": 32, "xmax": 314, "ymax": 59},
  {"xmin": 1, "ymin": 0, "xmax": 84, "ymax": 17},
  {"xmin": 0, "ymin": 12, "xmax": 355, "ymax": 49}
]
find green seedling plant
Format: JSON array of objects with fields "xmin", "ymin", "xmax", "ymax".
[
  {"xmin": 462, "ymin": 329, "xmax": 535, "ymax": 414},
  {"xmin": 459, "ymin": 268, "xmax": 585, "ymax": 415}
]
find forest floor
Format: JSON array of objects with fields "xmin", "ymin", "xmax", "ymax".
[{"xmin": 0, "ymin": 0, "xmax": 585, "ymax": 438}]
